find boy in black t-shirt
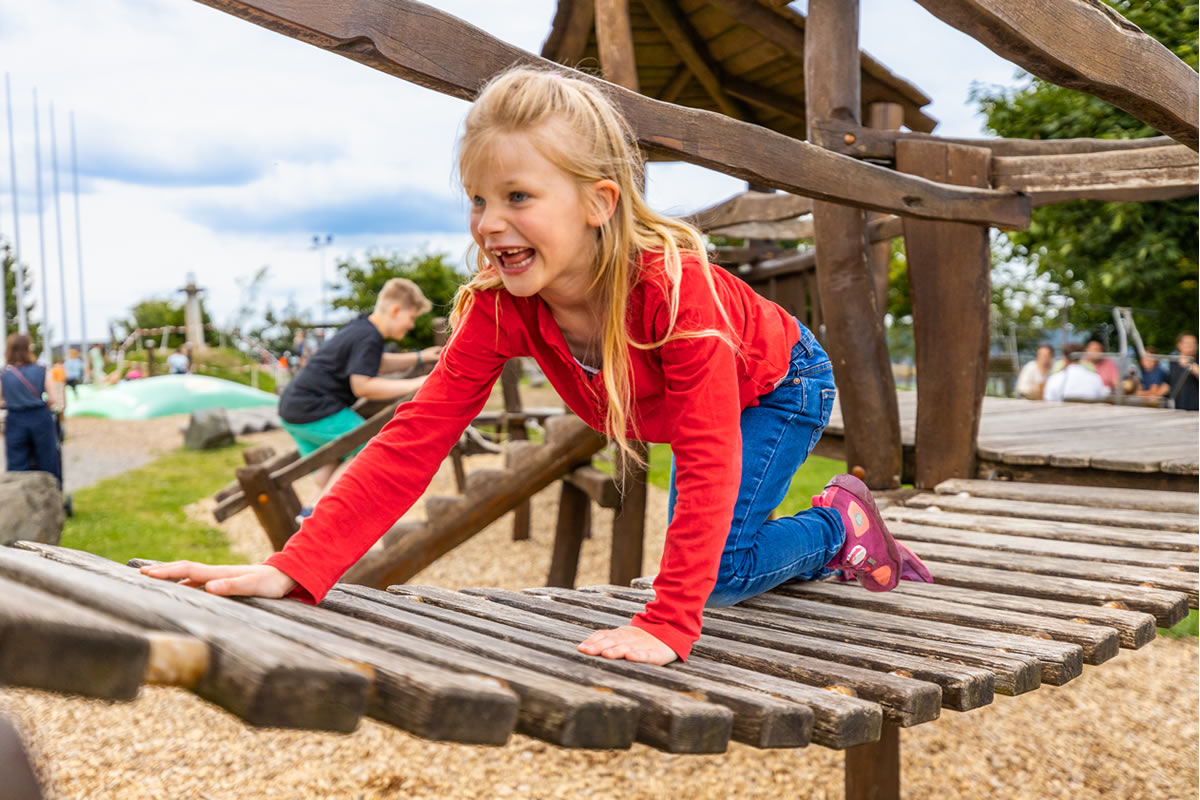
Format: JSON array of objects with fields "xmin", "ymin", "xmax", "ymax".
[{"xmin": 279, "ymin": 278, "xmax": 443, "ymax": 498}]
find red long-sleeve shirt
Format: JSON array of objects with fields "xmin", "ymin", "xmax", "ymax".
[{"xmin": 266, "ymin": 250, "xmax": 800, "ymax": 660}]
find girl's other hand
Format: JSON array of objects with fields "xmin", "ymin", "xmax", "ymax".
[
  {"xmin": 140, "ymin": 562, "xmax": 296, "ymax": 597},
  {"xmin": 577, "ymin": 625, "xmax": 678, "ymax": 665}
]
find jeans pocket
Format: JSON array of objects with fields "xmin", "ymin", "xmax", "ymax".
[{"xmin": 806, "ymin": 386, "xmax": 837, "ymax": 457}]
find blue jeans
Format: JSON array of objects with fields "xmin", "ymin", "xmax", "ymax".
[
  {"xmin": 667, "ymin": 321, "xmax": 844, "ymax": 607},
  {"xmin": 4, "ymin": 407, "xmax": 62, "ymax": 487}
]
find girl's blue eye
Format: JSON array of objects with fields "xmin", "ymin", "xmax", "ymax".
[
  {"xmin": 509, "ymin": 191, "xmax": 528, "ymax": 202},
  {"xmin": 471, "ymin": 195, "xmax": 484, "ymax": 208}
]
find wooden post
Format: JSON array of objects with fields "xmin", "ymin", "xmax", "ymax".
[
  {"xmin": 501, "ymin": 359, "xmax": 532, "ymax": 542},
  {"xmin": 895, "ymin": 140, "xmax": 992, "ymax": 488},
  {"xmin": 805, "ymin": 0, "xmax": 902, "ymax": 489},
  {"xmin": 235, "ymin": 463, "xmax": 301, "ymax": 551},
  {"xmin": 547, "ymin": 481, "xmax": 590, "ymax": 588},
  {"xmin": 145, "ymin": 340, "xmax": 156, "ymax": 377},
  {"xmin": 610, "ymin": 444, "xmax": 648, "ymax": 586},
  {"xmin": 0, "ymin": 716, "xmax": 43, "ymax": 800},
  {"xmin": 595, "ymin": 0, "xmax": 639, "ymax": 91},
  {"xmin": 845, "ymin": 723, "xmax": 900, "ymax": 800},
  {"xmin": 866, "ymin": 102, "xmax": 905, "ymax": 317}
]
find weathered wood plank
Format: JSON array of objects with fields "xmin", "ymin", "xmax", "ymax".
[
  {"xmin": 890, "ymin": 522, "xmax": 1197, "ymax": 572},
  {"xmin": 701, "ymin": 588, "xmax": 1084, "ymax": 683},
  {"xmin": 641, "ymin": 0, "xmax": 744, "ymax": 119},
  {"xmin": 896, "ymin": 140, "xmax": 992, "ymax": 488},
  {"xmin": 846, "ymin": 722, "xmax": 900, "ymax": 800},
  {"xmin": 5, "ymin": 545, "xmax": 368, "ymax": 731},
  {"xmin": 350, "ymin": 585, "xmax": 812, "ymax": 749},
  {"xmin": 531, "ymin": 585, "xmax": 994, "ymax": 709},
  {"xmin": 504, "ymin": 587, "xmax": 944, "ymax": 725},
  {"xmin": 691, "ymin": 190, "xmax": 813, "ymax": 231},
  {"xmin": 774, "ymin": 580, "xmax": 1121, "ymax": 663},
  {"xmin": 595, "ymin": 0, "xmax": 639, "ymax": 90},
  {"xmin": 910, "ymin": 0, "xmax": 1199, "ymax": 149},
  {"xmin": 912, "ymin": 560, "xmax": 1190, "ymax": 626},
  {"xmin": 197, "ymin": 0, "xmax": 1031, "ymax": 227},
  {"xmin": 887, "ymin": 582, "xmax": 1157, "ymax": 650},
  {"xmin": 903, "ymin": 493, "xmax": 1198, "ymax": 532},
  {"xmin": 548, "ymin": 481, "xmax": 589, "ymax": 588},
  {"xmin": 907, "ymin": 541, "xmax": 1198, "ymax": 604},
  {"xmin": 708, "ymin": 217, "xmax": 814, "ymax": 240},
  {"xmin": 933, "ymin": 479, "xmax": 1199, "ymax": 515},
  {"xmin": 542, "ymin": 0, "xmax": 594, "ymax": 66},
  {"xmin": 611, "ymin": 443, "xmax": 649, "ymax": 586},
  {"xmin": 319, "ymin": 588, "xmax": 727, "ymax": 753},
  {"xmin": 582, "ymin": 584, "xmax": 1040, "ymax": 694},
  {"xmin": 884, "ymin": 507, "xmax": 1198, "ymax": 553}
]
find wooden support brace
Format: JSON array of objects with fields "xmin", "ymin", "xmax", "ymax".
[
  {"xmin": 896, "ymin": 140, "xmax": 992, "ymax": 488},
  {"xmin": 236, "ymin": 463, "xmax": 301, "ymax": 551},
  {"xmin": 610, "ymin": 446, "xmax": 648, "ymax": 586},
  {"xmin": 595, "ymin": 0, "xmax": 638, "ymax": 91},
  {"xmin": 845, "ymin": 722, "xmax": 900, "ymax": 800},
  {"xmin": 501, "ymin": 360, "xmax": 532, "ymax": 542},
  {"xmin": 547, "ymin": 480, "xmax": 591, "ymax": 588},
  {"xmin": 866, "ymin": 101, "xmax": 904, "ymax": 317}
]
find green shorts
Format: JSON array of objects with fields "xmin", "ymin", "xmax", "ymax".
[{"xmin": 282, "ymin": 407, "xmax": 368, "ymax": 459}]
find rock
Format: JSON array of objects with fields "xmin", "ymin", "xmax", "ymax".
[
  {"xmin": 184, "ymin": 408, "xmax": 236, "ymax": 450},
  {"xmin": 0, "ymin": 471, "xmax": 64, "ymax": 546}
]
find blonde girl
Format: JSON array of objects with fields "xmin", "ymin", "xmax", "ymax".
[{"xmin": 145, "ymin": 67, "xmax": 928, "ymax": 665}]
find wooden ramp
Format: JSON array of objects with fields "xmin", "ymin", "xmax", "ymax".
[
  {"xmin": 0, "ymin": 479, "xmax": 1195, "ymax": 797},
  {"xmin": 819, "ymin": 393, "xmax": 1200, "ymax": 491}
]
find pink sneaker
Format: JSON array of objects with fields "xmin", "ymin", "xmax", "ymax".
[
  {"xmin": 812, "ymin": 474, "xmax": 902, "ymax": 592},
  {"xmin": 897, "ymin": 542, "xmax": 934, "ymax": 583}
]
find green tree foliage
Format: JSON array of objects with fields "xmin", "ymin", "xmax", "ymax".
[
  {"xmin": 969, "ymin": 0, "xmax": 1199, "ymax": 349},
  {"xmin": 330, "ymin": 251, "xmax": 465, "ymax": 348},
  {"xmin": 118, "ymin": 297, "xmax": 216, "ymax": 348},
  {"xmin": 3, "ymin": 237, "xmax": 46, "ymax": 355}
]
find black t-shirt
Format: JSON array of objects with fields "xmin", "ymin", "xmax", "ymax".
[
  {"xmin": 1167, "ymin": 361, "xmax": 1199, "ymax": 411},
  {"xmin": 279, "ymin": 315, "xmax": 383, "ymax": 423}
]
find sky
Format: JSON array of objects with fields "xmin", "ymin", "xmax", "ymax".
[{"xmin": 0, "ymin": 0, "xmax": 1027, "ymax": 347}]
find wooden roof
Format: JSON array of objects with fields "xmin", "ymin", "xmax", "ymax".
[{"xmin": 542, "ymin": 0, "xmax": 937, "ymax": 140}]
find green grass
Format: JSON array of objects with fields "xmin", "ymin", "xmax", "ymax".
[
  {"xmin": 61, "ymin": 445, "xmax": 250, "ymax": 566},
  {"xmin": 1159, "ymin": 608, "xmax": 1199, "ymax": 639}
]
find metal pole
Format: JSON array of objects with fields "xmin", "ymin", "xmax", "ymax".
[
  {"xmin": 70, "ymin": 111, "xmax": 86, "ymax": 353},
  {"xmin": 50, "ymin": 103, "xmax": 69, "ymax": 357},
  {"xmin": 5, "ymin": 73, "xmax": 28, "ymax": 334},
  {"xmin": 33, "ymin": 89, "xmax": 50, "ymax": 359}
]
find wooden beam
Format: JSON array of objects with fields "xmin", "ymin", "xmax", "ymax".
[
  {"xmin": 896, "ymin": 140, "xmax": 993, "ymax": 488},
  {"xmin": 640, "ymin": 0, "xmax": 745, "ymax": 120},
  {"xmin": 992, "ymin": 144, "xmax": 1199, "ymax": 206},
  {"xmin": 541, "ymin": 0, "xmax": 594, "ymax": 66},
  {"xmin": 724, "ymin": 76, "xmax": 805, "ymax": 125},
  {"xmin": 846, "ymin": 724, "xmax": 900, "ymax": 800},
  {"xmin": 866, "ymin": 102, "xmax": 904, "ymax": 316},
  {"xmin": 811, "ymin": 119, "xmax": 1178, "ymax": 159},
  {"xmin": 195, "ymin": 0, "xmax": 1032, "ymax": 228},
  {"xmin": 741, "ymin": 214, "xmax": 901, "ymax": 281},
  {"xmin": 656, "ymin": 64, "xmax": 692, "ymax": 103},
  {"xmin": 806, "ymin": 0, "xmax": 902, "ymax": 490},
  {"xmin": 692, "ymin": 190, "xmax": 813, "ymax": 231},
  {"xmin": 595, "ymin": 0, "xmax": 639, "ymax": 91},
  {"xmin": 709, "ymin": 217, "xmax": 813, "ymax": 240},
  {"xmin": 911, "ymin": 0, "xmax": 1200, "ymax": 150}
]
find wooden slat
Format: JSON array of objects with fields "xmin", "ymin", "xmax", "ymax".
[
  {"xmin": 911, "ymin": 0, "xmax": 1199, "ymax": 149},
  {"xmin": 347, "ymin": 585, "xmax": 813, "ymax": 749},
  {"xmin": 640, "ymin": 0, "xmax": 744, "ymax": 119},
  {"xmin": 992, "ymin": 145, "xmax": 1199, "ymax": 205},
  {"xmin": 532, "ymin": 586, "xmax": 995, "ymax": 710},
  {"xmin": 505, "ymin": 588, "xmax": 944, "ymax": 726},
  {"xmin": 5, "ymin": 545, "xmax": 369, "ymax": 732},
  {"xmin": 772, "ymin": 580, "xmax": 1121, "ymax": 663},
  {"xmin": 691, "ymin": 190, "xmax": 813, "ymax": 231},
  {"xmin": 903, "ymin": 493, "xmax": 1198, "ymax": 533},
  {"xmin": 933, "ymin": 478, "xmax": 1199, "ymax": 515},
  {"xmin": 197, "ymin": 0, "xmax": 1031, "ymax": 228},
  {"xmin": 708, "ymin": 217, "xmax": 813, "ymax": 240},
  {"xmin": 319, "ymin": 588, "xmax": 729, "ymax": 753},
  {"xmin": 912, "ymin": 561, "xmax": 1190, "ymax": 626},
  {"xmin": 891, "ymin": 522, "xmax": 1197, "ymax": 572},
  {"xmin": 884, "ymin": 507, "xmax": 1198, "ymax": 553},
  {"xmin": 908, "ymin": 541, "xmax": 1198, "ymax": 603},
  {"xmin": 384, "ymin": 586, "xmax": 882, "ymax": 750},
  {"xmin": 595, "ymin": 0, "xmax": 639, "ymax": 90},
  {"xmin": 583, "ymin": 585, "xmax": 1041, "ymax": 694},
  {"xmin": 887, "ymin": 582, "xmax": 1157, "ymax": 650}
]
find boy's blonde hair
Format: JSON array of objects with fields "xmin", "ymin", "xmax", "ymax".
[
  {"xmin": 376, "ymin": 277, "xmax": 432, "ymax": 314},
  {"xmin": 452, "ymin": 66, "xmax": 733, "ymax": 468}
]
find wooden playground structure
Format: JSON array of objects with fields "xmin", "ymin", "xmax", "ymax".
[{"xmin": 2, "ymin": 1, "xmax": 1198, "ymax": 798}]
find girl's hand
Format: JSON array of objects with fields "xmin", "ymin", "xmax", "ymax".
[
  {"xmin": 577, "ymin": 625, "xmax": 678, "ymax": 665},
  {"xmin": 140, "ymin": 562, "xmax": 296, "ymax": 597}
]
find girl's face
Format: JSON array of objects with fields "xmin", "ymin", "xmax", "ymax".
[{"xmin": 465, "ymin": 130, "xmax": 617, "ymax": 304}]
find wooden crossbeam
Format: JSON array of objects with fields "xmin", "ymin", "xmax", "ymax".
[
  {"xmin": 692, "ymin": 190, "xmax": 813, "ymax": 231},
  {"xmin": 541, "ymin": 0, "xmax": 593, "ymax": 66},
  {"xmin": 709, "ymin": 217, "xmax": 813, "ymax": 240},
  {"xmin": 194, "ymin": 0, "xmax": 1031, "ymax": 228},
  {"xmin": 911, "ymin": 0, "xmax": 1200, "ymax": 150},
  {"xmin": 992, "ymin": 144, "xmax": 1199, "ymax": 206},
  {"xmin": 595, "ymin": 0, "xmax": 638, "ymax": 91},
  {"xmin": 640, "ymin": 0, "xmax": 746, "ymax": 120}
]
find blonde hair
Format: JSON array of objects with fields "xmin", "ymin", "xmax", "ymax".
[
  {"xmin": 376, "ymin": 277, "xmax": 432, "ymax": 314},
  {"xmin": 451, "ymin": 66, "xmax": 734, "ymax": 468}
]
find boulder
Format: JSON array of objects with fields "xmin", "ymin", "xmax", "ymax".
[
  {"xmin": 184, "ymin": 407, "xmax": 236, "ymax": 450},
  {"xmin": 0, "ymin": 472, "xmax": 64, "ymax": 546}
]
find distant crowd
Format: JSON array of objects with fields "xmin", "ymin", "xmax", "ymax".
[{"xmin": 1016, "ymin": 332, "xmax": 1199, "ymax": 411}]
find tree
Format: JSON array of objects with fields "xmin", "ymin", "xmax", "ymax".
[
  {"xmin": 330, "ymin": 251, "xmax": 465, "ymax": 348},
  {"xmin": 969, "ymin": 0, "xmax": 1199, "ymax": 349},
  {"xmin": 2, "ymin": 237, "xmax": 45, "ymax": 356}
]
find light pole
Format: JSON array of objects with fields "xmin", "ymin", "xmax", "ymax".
[{"xmin": 311, "ymin": 233, "xmax": 333, "ymax": 322}]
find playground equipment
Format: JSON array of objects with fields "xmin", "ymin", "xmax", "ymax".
[{"xmin": 63, "ymin": 374, "xmax": 278, "ymax": 420}]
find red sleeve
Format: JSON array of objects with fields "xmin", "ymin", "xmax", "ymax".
[
  {"xmin": 629, "ymin": 264, "xmax": 742, "ymax": 661},
  {"xmin": 266, "ymin": 293, "xmax": 511, "ymax": 603}
]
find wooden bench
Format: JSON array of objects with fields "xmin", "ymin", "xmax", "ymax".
[{"xmin": 1, "ymin": 478, "xmax": 1194, "ymax": 797}]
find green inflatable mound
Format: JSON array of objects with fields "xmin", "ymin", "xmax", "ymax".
[{"xmin": 65, "ymin": 374, "xmax": 278, "ymax": 420}]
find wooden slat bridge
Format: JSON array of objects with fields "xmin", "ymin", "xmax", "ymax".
[{"xmin": 1, "ymin": 479, "xmax": 1195, "ymax": 798}]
